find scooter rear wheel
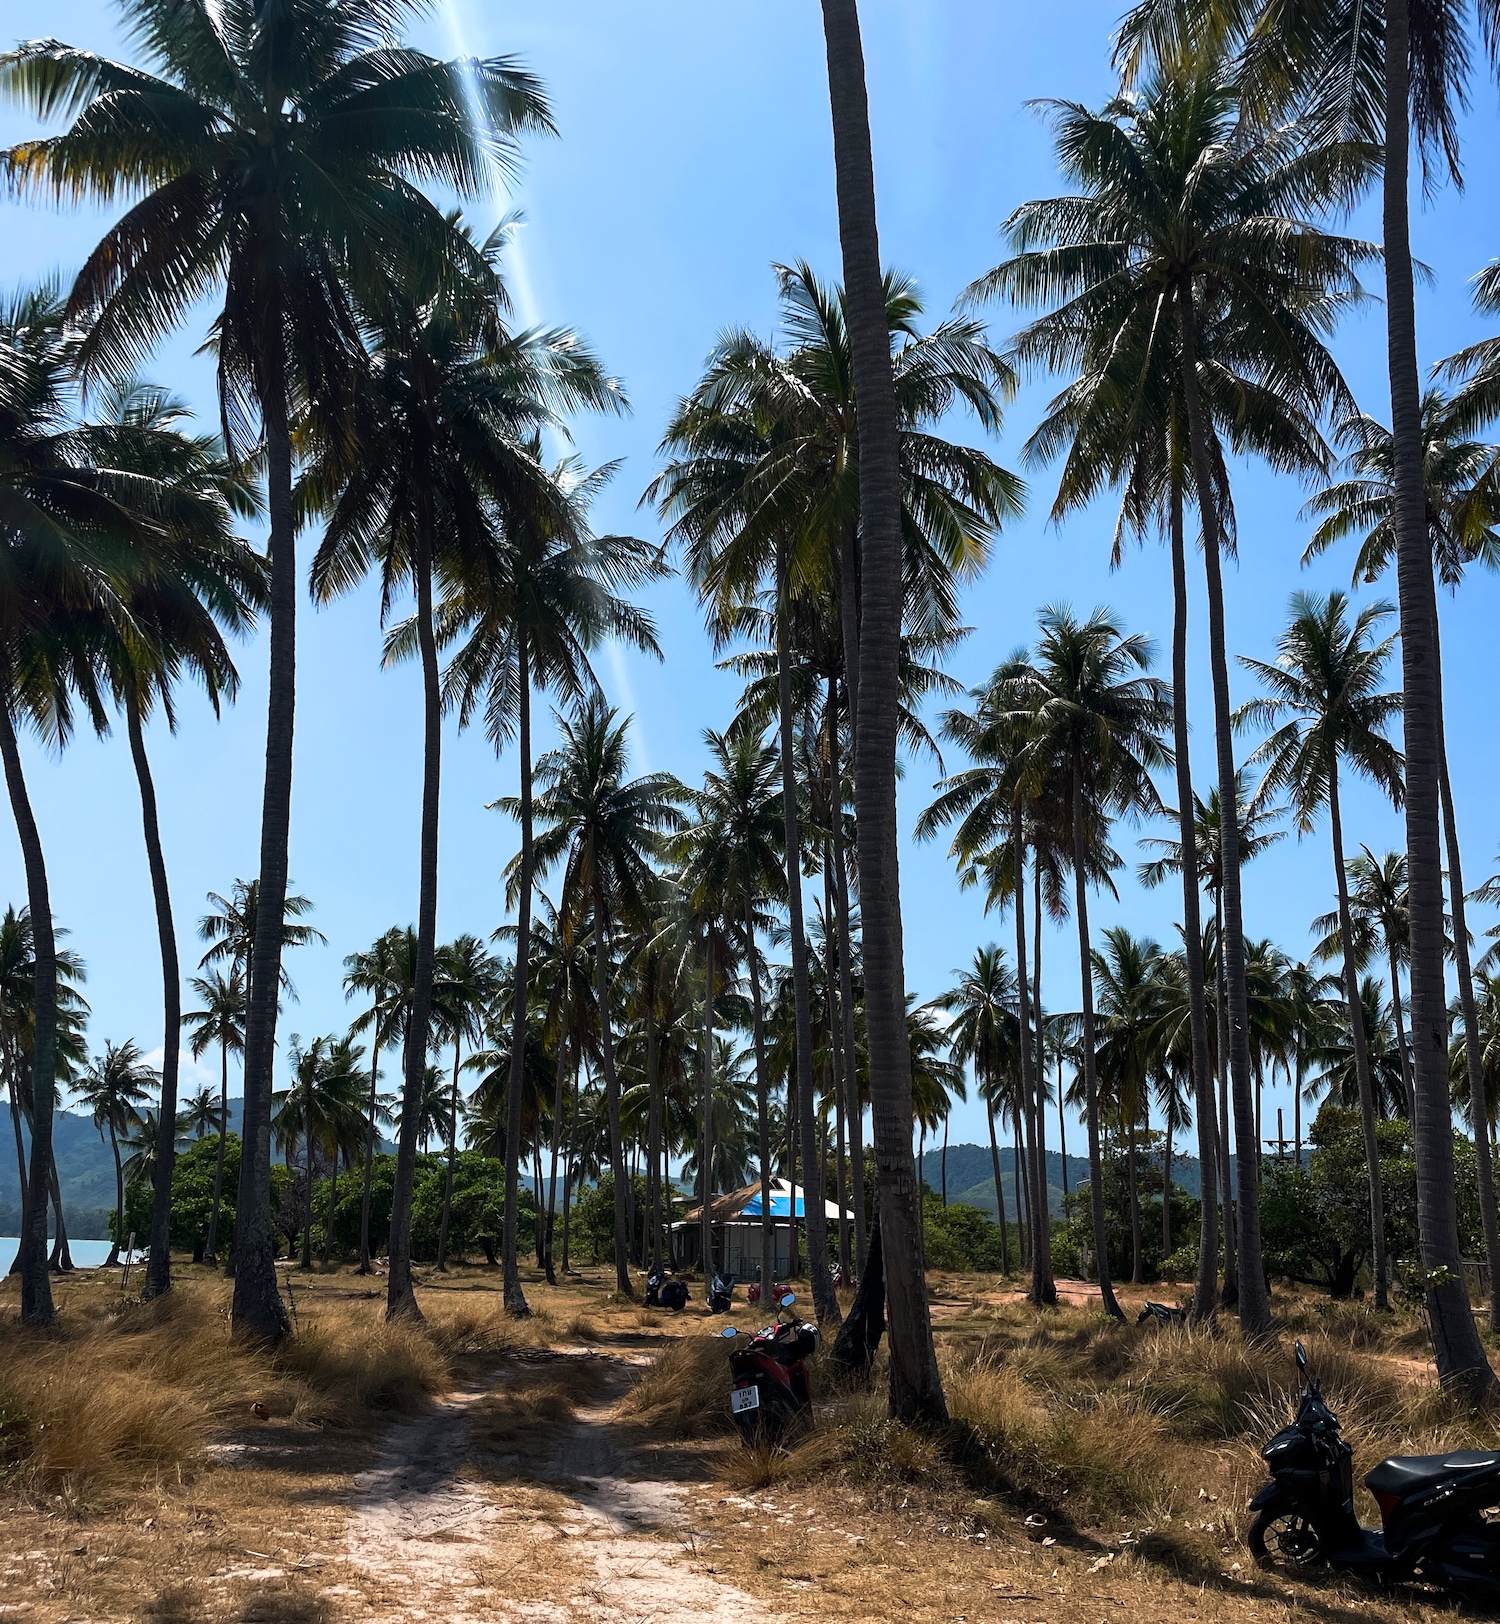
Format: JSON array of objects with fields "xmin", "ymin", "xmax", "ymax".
[{"xmin": 1249, "ymin": 1508, "xmax": 1325, "ymax": 1570}]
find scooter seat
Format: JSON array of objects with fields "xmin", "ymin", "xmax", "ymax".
[{"xmin": 1365, "ymin": 1450, "xmax": 1500, "ymax": 1496}]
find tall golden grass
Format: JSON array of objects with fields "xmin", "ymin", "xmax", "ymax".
[
  {"xmin": 0, "ymin": 1274, "xmax": 543, "ymax": 1506},
  {"xmin": 631, "ymin": 1296, "xmax": 1500, "ymax": 1533}
]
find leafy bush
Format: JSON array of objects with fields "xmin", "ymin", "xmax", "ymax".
[{"xmin": 922, "ymin": 1192, "xmax": 1008, "ymax": 1271}]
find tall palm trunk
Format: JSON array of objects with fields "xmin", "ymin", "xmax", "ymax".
[
  {"xmin": 1329, "ymin": 766, "xmax": 1389, "ymax": 1308},
  {"xmin": 357, "ymin": 1031, "xmax": 379, "ymax": 1273},
  {"xmin": 1385, "ymin": 940, "xmax": 1415, "ymax": 1119},
  {"xmin": 1169, "ymin": 478, "xmax": 1220, "ymax": 1323},
  {"xmin": 824, "ymin": 864, "xmax": 851, "ymax": 1274},
  {"xmin": 126, "ymin": 700, "xmax": 181, "ymax": 1300},
  {"xmin": 1177, "ymin": 286, "xmax": 1269, "ymax": 1339},
  {"xmin": 1127, "ymin": 1112, "xmax": 1142, "ymax": 1286},
  {"xmin": 502, "ymin": 642, "xmax": 537, "ymax": 1311},
  {"xmin": 985, "ymin": 1084, "xmax": 1010, "ymax": 1274},
  {"xmin": 743, "ymin": 941, "xmax": 766, "ymax": 1292},
  {"xmin": 387, "ymin": 519, "xmax": 442, "ymax": 1323},
  {"xmin": 1072, "ymin": 753, "xmax": 1123, "ymax": 1320},
  {"xmin": 1443, "ymin": 759, "xmax": 1500, "ymax": 1332},
  {"xmin": 646, "ymin": 986, "xmax": 663, "ymax": 1275},
  {"xmin": 48, "ymin": 1159, "xmax": 71, "ymax": 1272},
  {"xmin": 820, "ymin": 0, "xmax": 942, "ymax": 1418},
  {"xmin": 1014, "ymin": 1111, "xmax": 1030, "ymax": 1269},
  {"xmin": 436, "ymin": 1035, "xmax": 462, "ymax": 1270},
  {"xmin": 829, "ymin": 676, "xmax": 867, "ymax": 1266},
  {"xmin": 1035, "ymin": 863, "xmax": 1058, "ymax": 1229},
  {"xmin": 700, "ymin": 930, "xmax": 715, "ymax": 1279},
  {"xmin": 0, "ymin": 677, "xmax": 57, "ymax": 1325},
  {"xmin": 207, "ymin": 1038, "xmax": 230, "ymax": 1267},
  {"xmin": 787, "ymin": 1061, "xmax": 800, "ymax": 1276},
  {"xmin": 1014, "ymin": 815, "xmax": 1054, "ymax": 1303},
  {"xmin": 545, "ymin": 1021, "xmax": 569, "ymax": 1284},
  {"xmin": 323, "ymin": 1148, "xmax": 338, "ymax": 1266},
  {"xmin": 301, "ymin": 1101, "xmax": 314, "ymax": 1271},
  {"xmin": 593, "ymin": 871, "xmax": 631, "ymax": 1297},
  {"xmin": 1162, "ymin": 1111, "xmax": 1174, "ymax": 1259},
  {"xmin": 1214, "ymin": 899, "xmax": 1238, "ymax": 1302},
  {"xmin": 1381, "ymin": 0, "xmax": 1492, "ymax": 1396},
  {"xmin": 107, "ymin": 1117, "xmax": 124, "ymax": 1269},
  {"xmin": 775, "ymin": 548, "xmax": 837, "ymax": 1322},
  {"xmin": 233, "ymin": 341, "xmax": 295, "ymax": 1344}
]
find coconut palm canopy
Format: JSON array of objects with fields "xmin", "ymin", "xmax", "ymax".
[{"xmin": 2, "ymin": 2, "xmax": 1499, "ymax": 1400}]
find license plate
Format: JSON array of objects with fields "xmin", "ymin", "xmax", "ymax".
[{"xmin": 730, "ymin": 1385, "xmax": 760, "ymax": 1414}]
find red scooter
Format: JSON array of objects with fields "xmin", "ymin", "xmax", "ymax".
[{"xmin": 720, "ymin": 1292, "xmax": 819, "ymax": 1445}]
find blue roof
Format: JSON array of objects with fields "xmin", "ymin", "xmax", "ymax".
[{"xmin": 739, "ymin": 1191, "xmax": 803, "ymax": 1218}]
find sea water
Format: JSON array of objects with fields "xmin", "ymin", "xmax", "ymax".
[{"xmin": 0, "ymin": 1237, "xmax": 117, "ymax": 1273}]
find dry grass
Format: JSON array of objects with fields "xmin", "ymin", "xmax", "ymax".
[{"xmin": 0, "ymin": 1267, "xmax": 560, "ymax": 1508}]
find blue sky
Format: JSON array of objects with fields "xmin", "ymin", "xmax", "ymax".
[{"xmin": 3, "ymin": 1, "xmax": 1499, "ymax": 1154}]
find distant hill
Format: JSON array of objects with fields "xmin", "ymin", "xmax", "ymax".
[{"xmin": 920, "ymin": 1141, "xmax": 1214, "ymax": 1220}]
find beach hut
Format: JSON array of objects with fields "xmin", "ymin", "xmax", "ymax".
[{"xmin": 674, "ymin": 1178, "xmax": 850, "ymax": 1278}]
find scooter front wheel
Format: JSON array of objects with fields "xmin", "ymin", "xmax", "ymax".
[{"xmin": 1249, "ymin": 1508, "xmax": 1325, "ymax": 1570}]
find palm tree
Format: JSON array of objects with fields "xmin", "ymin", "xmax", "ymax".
[
  {"xmin": 1094, "ymin": 928, "xmax": 1165, "ymax": 1286},
  {"xmin": 0, "ymin": 905, "xmax": 89, "ymax": 1280},
  {"xmin": 453, "ymin": 458, "xmax": 663, "ymax": 1315},
  {"xmin": 2, "ymin": 0, "xmax": 551, "ymax": 1345},
  {"xmin": 1304, "ymin": 392, "xmax": 1500, "ymax": 1335},
  {"xmin": 935, "ymin": 946, "xmax": 1021, "ymax": 1274},
  {"xmin": 524, "ymin": 696, "xmax": 683, "ymax": 1294},
  {"xmin": 816, "ymin": 0, "xmax": 951, "ymax": 1407},
  {"xmin": 92, "ymin": 381, "xmax": 265, "ymax": 1301},
  {"xmin": 1307, "ymin": 976, "xmax": 1408, "ymax": 1124},
  {"xmin": 1451, "ymin": 972, "xmax": 1500, "ymax": 1152},
  {"xmin": 273, "ymin": 1035, "xmax": 367, "ymax": 1270},
  {"xmin": 198, "ymin": 881, "xmax": 324, "ymax": 1002},
  {"xmin": 918, "ymin": 655, "xmax": 1059, "ymax": 1303},
  {"xmin": 177, "ymin": 1088, "xmax": 218, "ymax": 1141},
  {"xmin": 1139, "ymin": 774, "xmax": 1284, "ymax": 1303},
  {"xmin": 1117, "ymin": 0, "xmax": 1498, "ymax": 1404},
  {"xmin": 974, "ymin": 58, "xmax": 1372, "ymax": 1341},
  {"xmin": 1240, "ymin": 591, "xmax": 1404, "ymax": 1309},
  {"xmin": 676, "ymin": 729, "xmax": 784, "ymax": 1297},
  {"xmin": 432, "ymin": 935, "xmax": 501, "ymax": 1272},
  {"xmin": 307, "ymin": 226, "xmax": 622, "ymax": 1322},
  {"xmin": 1004, "ymin": 608, "xmax": 1171, "ymax": 1317},
  {"xmin": 0, "ymin": 287, "xmax": 152, "ymax": 1319},
  {"xmin": 182, "ymin": 968, "xmax": 246, "ymax": 1269},
  {"xmin": 78, "ymin": 1040, "xmax": 156, "ymax": 1267},
  {"xmin": 1311, "ymin": 849, "xmax": 1416, "ymax": 1114},
  {"xmin": 342, "ymin": 929, "xmax": 411, "ymax": 1273}
]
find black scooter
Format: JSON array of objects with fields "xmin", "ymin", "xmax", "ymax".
[
  {"xmin": 645, "ymin": 1267, "xmax": 689, "ymax": 1311},
  {"xmin": 1249, "ymin": 1341, "xmax": 1500, "ymax": 1603},
  {"xmin": 720, "ymin": 1292, "xmax": 819, "ymax": 1445},
  {"xmin": 707, "ymin": 1272, "xmax": 735, "ymax": 1314}
]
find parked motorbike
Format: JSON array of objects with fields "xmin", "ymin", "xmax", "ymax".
[
  {"xmin": 1136, "ymin": 1300, "xmax": 1186, "ymax": 1327},
  {"xmin": 720, "ymin": 1292, "xmax": 819, "ymax": 1445},
  {"xmin": 646, "ymin": 1267, "xmax": 689, "ymax": 1312},
  {"xmin": 746, "ymin": 1278, "xmax": 788, "ymax": 1306},
  {"xmin": 1249, "ymin": 1341, "xmax": 1500, "ymax": 1603},
  {"xmin": 707, "ymin": 1272, "xmax": 735, "ymax": 1314}
]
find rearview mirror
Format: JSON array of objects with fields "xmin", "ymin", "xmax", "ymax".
[
  {"xmin": 780, "ymin": 1292, "xmax": 796, "ymax": 1309},
  {"xmin": 720, "ymin": 1326, "xmax": 738, "ymax": 1338},
  {"xmin": 1294, "ymin": 1341, "xmax": 1308, "ymax": 1373}
]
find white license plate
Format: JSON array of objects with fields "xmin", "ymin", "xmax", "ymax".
[{"xmin": 730, "ymin": 1385, "xmax": 760, "ymax": 1414}]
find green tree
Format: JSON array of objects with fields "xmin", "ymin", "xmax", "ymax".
[
  {"xmin": 455, "ymin": 453, "xmax": 663, "ymax": 1314},
  {"xmin": 1304, "ymin": 391, "xmax": 1500, "ymax": 1335},
  {"xmin": 524, "ymin": 696, "xmax": 683, "ymax": 1294},
  {"xmin": 78, "ymin": 1039, "xmax": 156, "ymax": 1267},
  {"xmin": 273, "ymin": 1034, "xmax": 368, "ymax": 1269},
  {"xmin": 1117, "ymin": 0, "xmax": 1499, "ymax": 1404},
  {"xmin": 1240, "ymin": 591, "xmax": 1404, "ymax": 1307},
  {"xmin": 1003, "ymin": 607, "xmax": 1171, "ymax": 1318},
  {"xmin": 307, "ymin": 226, "xmax": 619, "ymax": 1321},
  {"xmin": 432, "ymin": 935, "xmax": 501, "ymax": 1272},
  {"xmin": 974, "ymin": 59, "xmax": 1371, "ymax": 1340},
  {"xmin": 2, "ymin": 0, "xmax": 549, "ymax": 1345},
  {"xmin": 934, "ymin": 946, "xmax": 1022, "ymax": 1275},
  {"xmin": 182, "ymin": 967, "xmax": 245, "ymax": 1268}
]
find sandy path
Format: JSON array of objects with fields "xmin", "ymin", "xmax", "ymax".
[{"xmin": 338, "ymin": 1354, "xmax": 781, "ymax": 1623}]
